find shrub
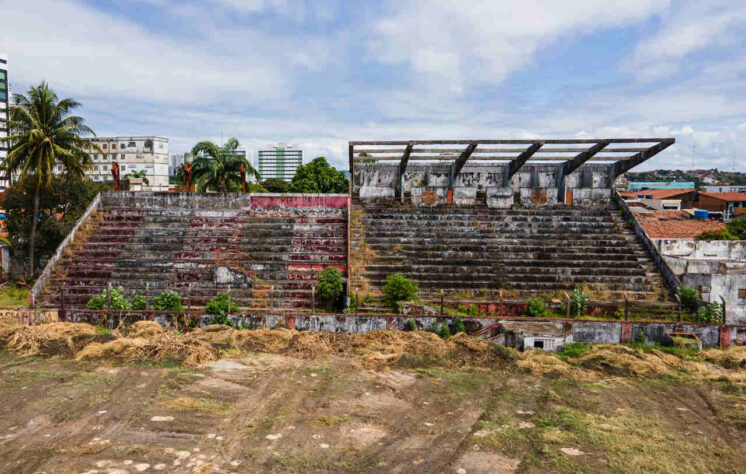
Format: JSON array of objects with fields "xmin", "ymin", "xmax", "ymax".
[
  {"xmin": 678, "ymin": 286, "xmax": 698, "ymax": 313},
  {"xmin": 633, "ymin": 328, "xmax": 647, "ymax": 345},
  {"xmin": 316, "ymin": 267, "xmax": 344, "ymax": 307},
  {"xmin": 570, "ymin": 289, "xmax": 589, "ymax": 316},
  {"xmin": 86, "ymin": 286, "xmax": 131, "ymax": 310},
  {"xmin": 407, "ymin": 319, "xmax": 417, "ymax": 331},
  {"xmin": 451, "ymin": 316, "xmax": 466, "ymax": 334},
  {"xmin": 132, "ymin": 295, "xmax": 147, "ymax": 310},
  {"xmin": 526, "ymin": 296, "xmax": 550, "ymax": 318},
  {"xmin": 695, "ymin": 216, "xmax": 746, "ymax": 241},
  {"xmin": 209, "ymin": 313, "xmax": 231, "ymax": 326},
  {"xmin": 382, "ymin": 274, "xmax": 418, "ymax": 302},
  {"xmin": 205, "ymin": 292, "xmax": 239, "ymax": 317},
  {"xmin": 87, "ymin": 295, "xmax": 106, "ymax": 310},
  {"xmin": 695, "ymin": 302, "xmax": 722, "ymax": 324},
  {"xmin": 151, "ymin": 290, "xmax": 183, "ymax": 311},
  {"xmin": 559, "ymin": 342, "xmax": 592, "ymax": 358},
  {"xmin": 439, "ymin": 322, "xmax": 452, "ymax": 340}
]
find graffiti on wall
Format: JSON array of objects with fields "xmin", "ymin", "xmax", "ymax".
[{"xmin": 0, "ymin": 309, "xmax": 58, "ymax": 325}]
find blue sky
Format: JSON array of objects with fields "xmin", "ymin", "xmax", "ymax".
[{"xmin": 2, "ymin": 0, "xmax": 746, "ymax": 171}]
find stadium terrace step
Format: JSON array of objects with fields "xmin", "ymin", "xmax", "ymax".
[
  {"xmin": 37, "ymin": 196, "xmax": 348, "ymax": 311},
  {"xmin": 350, "ymin": 202, "xmax": 672, "ymax": 306}
]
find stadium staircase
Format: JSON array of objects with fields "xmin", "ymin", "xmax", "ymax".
[
  {"xmin": 37, "ymin": 195, "xmax": 347, "ymax": 312},
  {"xmin": 349, "ymin": 202, "xmax": 675, "ymax": 315}
]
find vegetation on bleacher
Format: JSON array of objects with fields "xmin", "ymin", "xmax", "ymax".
[{"xmin": 315, "ymin": 267, "xmax": 344, "ymax": 311}]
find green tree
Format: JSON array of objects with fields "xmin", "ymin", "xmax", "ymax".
[
  {"xmin": 261, "ymin": 178, "xmax": 291, "ymax": 193},
  {"xmin": 4, "ymin": 174, "xmax": 109, "ymax": 258},
  {"xmin": 678, "ymin": 286, "xmax": 699, "ymax": 313},
  {"xmin": 0, "ymin": 82, "xmax": 97, "ymax": 277},
  {"xmin": 151, "ymin": 290, "xmax": 184, "ymax": 311},
  {"xmin": 124, "ymin": 169, "xmax": 149, "ymax": 185},
  {"xmin": 315, "ymin": 267, "xmax": 344, "ymax": 310},
  {"xmin": 190, "ymin": 138, "xmax": 259, "ymax": 193},
  {"xmin": 382, "ymin": 274, "xmax": 418, "ymax": 303},
  {"xmin": 289, "ymin": 157, "xmax": 348, "ymax": 193}
]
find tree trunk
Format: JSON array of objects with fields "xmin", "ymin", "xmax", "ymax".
[{"xmin": 28, "ymin": 184, "xmax": 40, "ymax": 279}]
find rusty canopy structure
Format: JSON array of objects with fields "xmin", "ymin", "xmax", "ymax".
[{"xmin": 349, "ymin": 138, "xmax": 675, "ymax": 198}]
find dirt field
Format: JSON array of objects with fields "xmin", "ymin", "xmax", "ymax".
[{"xmin": 0, "ymin": 321, "xmax": 745, "ymax": 473}]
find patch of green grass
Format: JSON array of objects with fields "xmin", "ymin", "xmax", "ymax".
[
  {"xmin": 0, "ymin": 283, "xmax": 30, "ymax": 308},
  {"xmin": 558, "ymin": 343, "xmax": 592, "ymax": 358},
  {"xmin": 627, "ymin": 342, "xmax": 700, "ymax": 357},
  {"xmin": 94, "ymin": 324, "xmax": 112, "ymax": 336}
]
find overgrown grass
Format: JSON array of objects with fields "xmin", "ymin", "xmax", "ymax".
[
  {"xmin": 0, "ymin": 283, "xmax": 30, "ymax": 308},
  {"xmin": 558, "ymin": 342, "xmax": 592, "ymax": 358}
]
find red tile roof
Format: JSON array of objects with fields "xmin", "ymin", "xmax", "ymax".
[
  {"xmin": 698, "ymin": 192, "xmax": 746, "ymax": 202},
  {"xmin": 632, "ymin": 210, "xmax": 726, "ymax": 238},
  {"xmin": 620, "ymin": 189, "xmax": 695, "ymax": 200}
]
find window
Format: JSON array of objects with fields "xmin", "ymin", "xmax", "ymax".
[
  {"xmin": 121, "ymin": 165, "xmax": 126, "ymax": 170},
  {"xmin": 739, "ymin": 289, "xmax": 746, "ymax": 299},
  {"xmin": 120, "ymin": 143, "xmax": 125, "ymax": 149},
  {"xmin": 102, "ymin": 144, "xmax": 107, "ymax": 149},
  {"xmin": 120, "ymin": 154, "xmax": 124, "ymax": 159},
  {"xmin": 0, "ymin": 92, "xmax": 6, "ymax": 100},
  {"xmin": 128, "ymin": 142, "xmax": 136, "ymax": 148},
  {"xmin": 0, "ymin": 72, "xmax": 5, "ymax": 80}
]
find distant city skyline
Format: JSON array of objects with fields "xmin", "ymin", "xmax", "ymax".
[{"xmin": 2, "ymin": 1, "xmax": 746, "ymax": 172}]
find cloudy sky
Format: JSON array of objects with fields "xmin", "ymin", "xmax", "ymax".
[{"xmin": 2, "ymin": 0, "xmax": 745, "ymax": 171}]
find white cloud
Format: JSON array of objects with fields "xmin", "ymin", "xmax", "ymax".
[
  {"xmin": 369, "ymin": 0, "xmax": 669, "ymax": 91},
  {"xmin": 1, "ymin": 0, "xmax": 340, "ymax": 104},
  {"xmin": 627, "ymin": 1, "xmax": 746, "ymax": 81}
]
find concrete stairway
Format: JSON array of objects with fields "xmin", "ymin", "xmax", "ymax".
[
  {"xmin": 349, "ymin": 203, "xmax": 671, "ymax": 306},
  {"xmin": 39, "ymin": 197, "xmax": 347, "ymax": 311}
]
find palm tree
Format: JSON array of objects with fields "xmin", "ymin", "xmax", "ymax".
[
  {"xmin": 190, "ymin": 138, "xmax": 259, "ymax": 193},
  {"xmin": 0, "ymin": 82, "xmax": 97, "ymax": 278},
  {"xmin": 124, "ymin": 169, "xmax": 149, "ymax": 185}
]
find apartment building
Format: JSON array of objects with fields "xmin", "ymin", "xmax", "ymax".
[
  {"xmin": 0, "ymin": 54, "xmax": 9, "ymax": 190},
  {"xmin": 256, "ymin": 143, "xmax": 302, "ymax": 181},
  {"xmin": 54, "ymin": 136, "xmax": 169, "ymax": 190}
]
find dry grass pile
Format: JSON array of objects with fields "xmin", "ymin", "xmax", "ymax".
[
  {"xmin": 232, "ymin": 327, "xmax": 295, "ymax": 353},
  {"xmin": 699, "ymin": 346, "xmax": 746, "ymax": 370},
  {"xmin": 573, "ymin": 345, "xmax": 677, "ymax": 377},
  {"xmin": 516, "ymin": 349, "xmax": 593, "ymax": 380},
  {"xmin": 116, "ymin": 320, "xmax": 163, "ymax": 338},
  {"xmin": 77, "ymin": 329, "xmax": 216, "ymax": 367},
  {"xmin": 2, "ymin": 322, "xmax": 104, "ymax": 358}
]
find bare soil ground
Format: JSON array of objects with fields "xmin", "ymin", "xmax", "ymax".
[{"xmin": 0, "ymin": 321, "xmax": 745, "ymax": 473}]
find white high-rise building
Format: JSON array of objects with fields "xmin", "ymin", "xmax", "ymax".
[
  {"xmin": 0, "ymin": 54, "xmax": 9, "ymax": 190},
  {"xmin": 52, "ymin": 136, "xmax": 169, "ymax": 190},
  {"xmin": 256, "ymin": 143, "xmax": 303, "ymax": 181}
]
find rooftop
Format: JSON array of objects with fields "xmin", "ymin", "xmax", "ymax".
[
  {"xmin": 621, "ymin": 189, "xmax": 695, "ymax": 200},
  {"xmin": 698, "ymin": 192, "xmax": 746, "ymax": 202},
  {"xmin": 632, "ymin": 210, "xmax": 726, "ymax": 239}
]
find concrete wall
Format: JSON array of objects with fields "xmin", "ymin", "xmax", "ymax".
[
  {"xmin": 49, "ymin": 310, "xmax": 740, "ymax": 349},
  {"xmin": 655, "ymin": 238, "xmax": 746, "ymax": 323},
  {"xmin": 655, "ymin": 239, "xmax": 746, "ymax": 260},
  {"xmin": 353, "ymin": 162, "xmax": 614, "ymax": 207}
]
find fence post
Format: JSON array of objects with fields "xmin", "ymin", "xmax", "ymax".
[
  {"xmin": 311, "ymin": 285, "xmax": 315, "ymax": 315},
  {"xmin": 564, "ymin": 291, "xmax": 571, "ymax": 318},
  {"xmin": 227, "ymin": 284, "xmax": 232, "ymax": 316},
  {"xmin": 145, "ymin": 282, "xmax": 149, "ymax": 310},
  {"xmin": 106, "ymin": 282, "xmax": 112, "ymax": 328},
  {"xmin": 440, "ymin": 289, "xmax": 444, "ymax": 317},
  {"xmin": 624, "ymin": 293, "xmax": 629, "ymax": 322}
]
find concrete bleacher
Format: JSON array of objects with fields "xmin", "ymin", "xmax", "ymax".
[
  {"xmin": 349, "ymin": 202, "xmax": 670, "ymax": 307},
  {"xmin": 35, "ymin": 193, "xmax": 348, "ymax": 311}
]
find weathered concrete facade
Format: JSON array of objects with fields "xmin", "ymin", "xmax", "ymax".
[
  {"xmin": 32, "ymin": 192, "xmax": 349, "ymax": 312},
  {"xmin": 354, "ymin": 162, "xmax": 613, "ymax": 207},
  {"xmin": 655, "ymin": 239, "xmax": 746, "ymax": 323}
]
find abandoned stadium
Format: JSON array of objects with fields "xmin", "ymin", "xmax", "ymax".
[{"xmin": 22, "ymin": 138, "xmax": 745, "ymax": 350}]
